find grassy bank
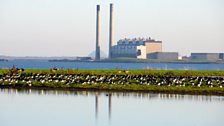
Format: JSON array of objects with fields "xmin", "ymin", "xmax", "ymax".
[
  {"xmin": 1, "ymin": 69, "xmax": 224, "ymax": 95},
  {"xmin": 1, "ymin": 69, "xmax": 224, "ymax": 76}
]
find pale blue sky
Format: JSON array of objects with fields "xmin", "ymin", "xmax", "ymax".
[{"xmin": 0, "ymin": 0, "xmax": 223, "ymax": 57}]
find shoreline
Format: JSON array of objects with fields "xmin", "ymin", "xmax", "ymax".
[
  {"xmin": 1, "ymin": 85, "xmax": 224, "ymax": 96},
  {"xmin": 48, "ymin": 59, "xmax": 224, "ymax": 64}
]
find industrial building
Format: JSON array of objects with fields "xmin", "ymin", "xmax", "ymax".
[
  {"xmin": 191, "ymin": 53, "xmax": 224, "ymax": 61},
  {"xmin": 94, "ymin": 3, "xmax": 164, "ymax": 60},
  {"xmin": 147, "ymin": 52, "xmax": 179, "ymax": 61},
  {"xmin": 111, "ymin": 38, "xmax": 162, "ymax": 59},
  {"xmin": 93, "ymin": 4, "xmax": 223, "ymax": 62}
]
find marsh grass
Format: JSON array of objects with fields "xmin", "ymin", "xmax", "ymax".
[
  {"xmin": 1, "ymin": 69, "xmax": 224, "ymax": 76},
  {"xmin": 1, "ymin": 69, "xmax": 224, "ymax": 95}
]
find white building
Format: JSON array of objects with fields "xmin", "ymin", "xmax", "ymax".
[{"xmin": 111, "ymin": 37, "xmax": 162, "ymax": 59}]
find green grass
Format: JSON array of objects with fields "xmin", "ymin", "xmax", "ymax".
[
  {"xmin": 1, "ymin": 69, "xmax": 224, "ymax": 76},
  {"xmin": 1, "ymin": 69, "xmax": 224, "ymax": 95}
]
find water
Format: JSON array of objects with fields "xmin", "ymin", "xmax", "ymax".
[
  {"xmin": 0, "ymin": 89, "xmax": 224, "ymax": 126},
  {"xmin": 0, "ymin": 59, "xmax": 224, "ymax": 70}
]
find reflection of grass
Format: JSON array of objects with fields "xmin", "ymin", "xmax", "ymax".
[
  {"xmin": 71, "ymin": 84, "xmax": 224, "ymax": 95},
  {"xmin": 5, "ymin": 82, "xmax": 224, "ymax": 95}
]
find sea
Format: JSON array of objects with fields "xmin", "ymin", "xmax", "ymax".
[{"xmin": 0, "ymin": 59, "xmax": 224, "ymax": 70}]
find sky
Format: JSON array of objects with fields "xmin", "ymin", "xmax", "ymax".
[{"xmin": 0, "ymin": 0, "xmax": 223, "ymax": 57}]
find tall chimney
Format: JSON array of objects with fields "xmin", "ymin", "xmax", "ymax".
[
  {"xmin": 95, "ymin": 5, "xmax": 100, "ymax": 60},
  {"xmin": 109, "ymin": 3, "xmax": 114, "ymax": 59}
]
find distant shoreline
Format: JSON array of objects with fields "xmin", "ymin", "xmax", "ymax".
[
  {"xmin": 0, "ymin": 59, "xmax": 8, "ymax": 62},
  {"xmin": 1, "ymin": 56, "xmax": 223, "ymax": 64},
  {"xmin": 48, "ymin": 59, "xmax": 224, "ymax": 64}
]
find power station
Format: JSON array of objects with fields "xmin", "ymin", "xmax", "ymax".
[
  {"xmin": 95, "ymin": 3, "xmax": 166, "ymax": 60},
  {"xmin": 95, "ymin": 4, "xmax": 179, "ymax": 61}
]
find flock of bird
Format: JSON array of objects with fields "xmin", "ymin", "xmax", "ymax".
[{"xmin": 0, "ymin": 72, "xmax": 224, "ymax": 88}]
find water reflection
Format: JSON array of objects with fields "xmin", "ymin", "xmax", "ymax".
[
  {"xmin": 1, "ymin": 88, "xmax": 224, "ymax": 126},
  {"xmin": 1, "ymin": 88, "xmax": 224, "ymax": 103},
  {"xmin": 95, "ymin": 93, "xmax": 112, "ymax": 122},
  {"xmin": 95, "ymin": 93, "xmax": 99, "ymax": 120},
  {"xmin": 108, "ymin": 93, "xmax": 112, "ymax": 121}
]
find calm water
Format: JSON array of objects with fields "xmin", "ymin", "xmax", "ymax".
[
  {"xmin": 0, "ymin": 89, "xmax": 224, "ymax": 126},
  {"xmin": 0, "ymin": 59, "xmax": 224, "ymax": 70}
]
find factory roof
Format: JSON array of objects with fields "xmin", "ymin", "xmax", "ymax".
[
  {"xmin": 191, "ymin": 53, "xmax": 222, "ymax": 55},
  {"xmin": 117, "ymin": 37, "xmax": 162, "ymax": 46}
]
